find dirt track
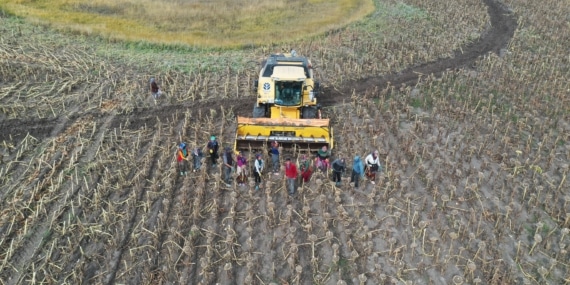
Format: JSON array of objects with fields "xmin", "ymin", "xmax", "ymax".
[
  {"xmin": 2, "ymin": 0, "xmax": 550, "ymax": 284},
  {"xmin": 0, "ymin": 0, "xmax": 516, "ymax": 140}
]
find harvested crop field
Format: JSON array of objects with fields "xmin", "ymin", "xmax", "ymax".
[{"xmin": 0, "ymin": 0, "xmax": 569, "ymax": 284}]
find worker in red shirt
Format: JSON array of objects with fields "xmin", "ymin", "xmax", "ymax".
[{"xmin": 284, "ymin": 158, "xmax": 298, "ymax": 195}]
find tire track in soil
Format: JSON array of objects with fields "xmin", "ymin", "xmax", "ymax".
[
  {"xmin": 53, "ymin": 190, "xmax": 104, "ymax": 283},
  {"xmin": 253, "ymin": 183, "xmax": 278, "ymax": 282},
  {"xmin": 271, "ymin": 179, "xmax": 301, "ymax": 281},
  {"xmin": 183, "ymin": 169, "xmax": 214, "ymax": 283},
  {"xmin": 0, "ymin": 106, "xmax": 80, "ymax": 208},
  {"xmin": 213, "ymin": 186, "xmax": 238, "ymax": 284},
  {"xmin": 52, "ymin": 118, "xmax": 153, "ymax": 284},
  {"xmin": 321, "ymin": 0, "xmax": 517, "ymax": 105},
  {"xmin": 183, "ymin": 123, "xmax": 235, "ymax": 283},
  {"xmin": 291, "ymin": 194, "xmax": 311, "ymax": 283},
  {"xmin": 230, "ymin": 189, "xmax": 249, "ymax": 283},
  {"xmin": 0, "ymin": 0, "xmax": 517, "ymax": 282},
  {"xmin": 174, "ymin": 173, "xmax": 205, "ymax": 283},
  {"xmin": 116, "ymin": 0, "xmax": 517, "ymax": 125},
  {"xmin": 79, "ymin": 127, "xmax": 158, "ymax": 284},
  {"xmin": 0, "ymin": 111, "xmax": 116, "ymax": 285},
  {"xmin": 123, "ymin": 149, "xmax": 169, "ymax": 284},
  {"xmin": 47, "ymin": 174, "xmax": 105, "ymax": 284},
  {"xmin": 192, "ymin": 167, "xmax": 233, "ymax": 283},
  {"xmin": 85, "ymin": 0, "xmax": 521, "ymax": 126},
  {"xmin": 171, "ymin": 172, "xmax": 193, "ymax": 281},
  {"xmin": 139, "ymin": 117, "xmax": 187, "ymax": 283},
  {"xmin": 310, "ymin": 187, "xmax": 338, "ymax": 283},
  {"xmin": 102, "ymin": 127, "xmax": 164, "ymax": 285},
  {"xmin": 0, "ymin": 0, "xmax": 516, "ymax": 140}
]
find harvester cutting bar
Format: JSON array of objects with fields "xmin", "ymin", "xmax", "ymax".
[{"xmin": 235, "ymin": 116, "xmax": 333, "ymax": 151}]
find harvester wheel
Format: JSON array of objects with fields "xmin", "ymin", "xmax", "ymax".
[
  {"xmin": 302, "ymin": 107, "xmax": 317, "ymax": 119},
  {"xmin": 253, "ymin": 104, "xmax": 266, "ymax": 118}
]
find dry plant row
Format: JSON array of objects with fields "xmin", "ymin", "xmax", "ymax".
[
  {"xmin": 122, "ymin": 114, "xmax": 192, "ymax": 283},
  {"xmin": 292, "ymin": 57, "xmax": 567, "ymax": 282},
  {"xmin": 0, "ymin": 126, "xmax": 89, "ymax": 271},
  {"xmin": 0, "ymin": 115, "xmax": 101, "ymax": 284},
  {"xmin": 1, "ymin": 0, "xmax": 568, "ymax": 282},
  {"xmin": 3, "ymin": 115, "xmax": 118, "ymax": 284},
  {"xmin": 292, "ymin": 0, "xmax": 488, "ymax": 86}
]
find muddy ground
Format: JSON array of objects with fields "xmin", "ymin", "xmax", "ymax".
[{"xmin": 1, "ymin": 0, "xmax": 569, "ymax": 284}]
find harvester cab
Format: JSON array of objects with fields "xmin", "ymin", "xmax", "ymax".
[{"xmin": 235, "ymin": 52, "xmax": 333, "ymax": 152}]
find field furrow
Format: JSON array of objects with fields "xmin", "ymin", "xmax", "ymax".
[
  {"xmin": 0, "ymin": 112, "xmax": 115, "ymax": 285},
  {"xmin": 1, "ymin": 0, "xmax": 569, "ymax": 283}
]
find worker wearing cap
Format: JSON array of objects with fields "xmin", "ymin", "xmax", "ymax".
[
  {"xmin": 364, "ymin": 150, "xmax": 383, "ymax": 184},
  {"xmin": 206, "ymin": 135, "xmax": 219, "ymax": 167},
  {"xmin": 177, "ymin": 142, "xmax": 189, "ymax": 176},
  {"xmin": 331, "ymin": 157, "xmax": 346, "ymax": 187}
]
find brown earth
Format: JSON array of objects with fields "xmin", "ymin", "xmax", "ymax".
[
  {"xmin": 5, "ymin": 0, "xmax": 568, "ymax": 285},
  {"xmin": 0, "ymin": 0, "xmax": 516, "ymax": 141}
]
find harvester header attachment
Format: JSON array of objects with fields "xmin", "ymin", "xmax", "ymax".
[{"xmin": 235, "ymin": 116, "xmax": 333, "ymax": 151}]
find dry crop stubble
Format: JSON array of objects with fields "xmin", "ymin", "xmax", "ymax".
[
  {"xmin": 324, "ymin": 45, "xmax": 564, "ymax": 280},
  {"xmin": 1, "ymin": 0, "xmax": 569, "ymax": 283}
]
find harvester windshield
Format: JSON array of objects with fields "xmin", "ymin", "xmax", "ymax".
[{"xmin": 275, "ymin": 82, "xmax": 302, "ymax": 106}]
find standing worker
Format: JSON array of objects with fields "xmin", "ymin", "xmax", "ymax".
[
  {"xmin": 299, "ymin": 154, "xmax": 313, "ymax": 184},
  {"xmin": 351, "ymin": 155, "xmax": 364, "ymax": 188},
  {"xmin": 315, "ymin": 146, "xmax": 330, "ymax": 172},
  {"xmin": 222, "ymin": 147, "xmax": 234, "ymax": 187},
  {"xmin": 299, "ymin": 154, "xmax": 311, "ymax": 173},
  {"xmin": 149, "ymin": 78, "xmax": 162, "ymax": 100},
  {"xmin": 270, "ymin": 141, "xmax": 280, "ymax": 175},
  {"xmin": 331, "ymin": 157, "xmax": 346, "ymax": 186},
  {"xmin": 365, "ymin": 150, "xmax": 383, "ymax": 184},
  {"xmin": 177, "ymin": 142, "xmax": 189, "ymax": 176},
  {"xmin": 192, "ymin": 146, "xmax": 203, "ymax": 172},
  {"xmin": 207, "ymin": 135, "xmax": 220, "ymax": 167},
  {"xmin": 254, "ymin": 154, "xmax": 264, "ymax": 190},
  {"xmin": 236, "ymin": 151, "xmax": 248, "ymax": 186},
  {"xmin": 284, "ymin": 158, "xmax": 298, "ymax": 195}
]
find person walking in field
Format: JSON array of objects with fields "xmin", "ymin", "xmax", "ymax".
[
  {"xmin": 365, "ymin": 150, "xmax": 383, "ymax": 184},
  {"xmin": 254, "ymin": 154, "xmax": 264, "ymax": 190},
  {"xmin": 284, "ymin": 158, "xmax": 298, "ymax": 195},
  {"xmin": 207, "ymin": 135, "xmax": 220, "ymax": 167},
  {"xmin": 192, "ymin": 146, "xmax": 203, "ymax": 172},
  {"xmin": 331, "ymin": 157, "xmax": 346, "ymax": 187},
  {"xmin": 236, "ymin": 151, "xmax": 248, "ymax": 186},
  {"xmin": 269, "ymin": 141, "xmax": 280, "ymax": 175},
  {"xmin": 351, "ymin": 155, "xmax": 365, "ymax": 188},
  {"xmin": 150, "ymin": 77, "xmax": 162, "ymax": 100},
  {"xmin": 177, "ymin": 142, "xmax": 189, "ymax": 176},
  {"xmin": 222, "ymin": 147, "xmax": 234, "ymax": 187}
]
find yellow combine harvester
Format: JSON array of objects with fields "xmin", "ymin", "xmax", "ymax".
[{"xmin": 235, "ymin": 51, "xmax": 333, "ymax": 151}]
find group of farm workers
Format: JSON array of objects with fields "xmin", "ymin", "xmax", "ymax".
[{"xmin": 176, "ymin": 136, "xmax": 383, "ymax": 195}]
